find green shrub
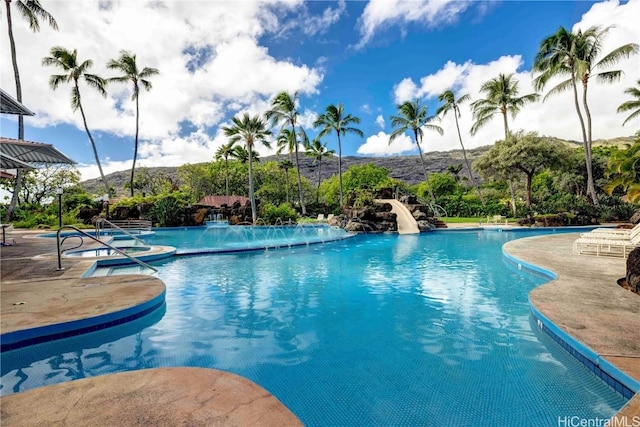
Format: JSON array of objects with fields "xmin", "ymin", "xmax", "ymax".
[
  {"xmin": 259, "ymin": 203, "xmax": 297, "ymax": 224},
  {"xmin": 149, "ymin": 196, "xmax": 183, "ymax": 227}
]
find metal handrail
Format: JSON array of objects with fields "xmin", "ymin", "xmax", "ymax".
[
  {"xmin": 56, "ymin": 225, "xmax": 157, "ymax": 273},
  {"xmin": 95, "ymin": 218, "xmax": 147, "ymax": 246}
]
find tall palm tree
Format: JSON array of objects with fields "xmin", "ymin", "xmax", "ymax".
[
  {"xmin": 471, "ymin": 73, "xmax": 539, "ymax": 139},
  {"xmin": 223, "ymin": 113, "xmax": 271, "ymax": 223},
  {"xmin": 279, "ymin": 159, "xmax": 295, "ymax": 204},
  {"xmin": 42, "ymin": 46, "xmax": 110, "ymax": 194},
  {"xmin": 389, "ymin": 99, "xmax": 443, "ymax": 205},
  {"xmin": 313, "ymin": 103, "xmax": 363, "ymax": 207},
  {"xmin": 216, "ymin": 141, "xmax": 236, "ymax": 205},
  {"xmin": 266, "ymin": 91, "xmax": 307, "ymax": 215},
  {"xmin": 533, "ymin": 25, "xmax": 638, "ymax": 205},
  {"xmin": 106, "ymin": 50, "xmax": 159, "ymax": 197},
  {"xmin": 618, "ymin": 79, "xmax": 640, "ymax": 127},
  {"xmin": 4, "ymin": 0, "xmax": 57, "ymax": 221},
  {"xmin": 470, "ymin": 73, "xmax": 538, "ymax": 215},
  {"xmin": 305, "ymin": 135, "xmax": 335, "ymax": 203},
  {"xmin": 436, "ymin": 89, "xmax": 483, "ymax": 203}
]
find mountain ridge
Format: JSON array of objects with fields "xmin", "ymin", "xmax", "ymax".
[{"xmin": 80, "ymin": 136, "xmax": 634, "ymax": 196}]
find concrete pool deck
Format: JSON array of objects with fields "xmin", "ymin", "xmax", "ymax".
[{"xmin": 0, "ymin": 226, "xmax": 638, "ymax": 423}]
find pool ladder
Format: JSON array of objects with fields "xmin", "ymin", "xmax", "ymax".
[{"xmin": 56, "ymin": 225, "xmax": 157, "ymax": 273}]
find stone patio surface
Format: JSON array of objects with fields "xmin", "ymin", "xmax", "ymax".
[{"xmin": 1, "ymin": 226, "xmax": 638, "ymax": 423}]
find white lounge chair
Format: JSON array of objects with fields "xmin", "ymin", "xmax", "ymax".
[
  {"xmin": 579, "ymin": 223, "xmax": 639, "ymax": 239},
  {"xmin": 573, "ymin": 226, "xmax": 640, "ymax": 258}
]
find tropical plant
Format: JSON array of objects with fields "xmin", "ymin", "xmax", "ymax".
[
  {"xmin": 474, "ymin": 131, "xmax": 568, "ymax": 207},
  {"xmin": 436, "ymin": 89, "xmax": 483, "ymax": 202},
  {"xmin": 222, "ymin": 113, "xmax": 272, "ymax": 223},
  {"xmin": 470, "ymin": 73, "xmax": 538, "ymax": 214},
  {"xmin": 215, "ymin": 141, "xmax": 236, "ymax": 205},
  {"xmin": 604, "ymin": 140, "xmax": 640, "ymax": 204},
  {"xmin": 266, "ymin": 91, "xmax": 307, "ymax": 215},
  {"xmin": 533, "ymin": 25, "xmax": 638, "ymax": 205},
  {"xmin": 42, "ymin": 46, "xmax": 110, "ymax": 194},
  {"xmin": 4, "ymin": 0, "xmax": 58, "ymax": 221},
  {"xmin": 278, "ymin": 159, "xmax": 295, "ymax": 203},
  {"xmin": 313, "ymin": 103, "xmax": 363, "ymax": 207},
  {"xmin": 106, "ymin": 50, "xmax": 159, "ymax": 197},
  {"xmin": 617, "ymin": 79, "xmax": 640, "ymax": 127},
  {"xmin": 305, "ymin": 135, "xmax": 335, "ymax": 203},
  {"xmin": 230, "ymin": 145, "xmax": 260, "ymax": 164},
  {"xmin": 389, "ymin": 99, "xmax": 443, "ymax": 205},
  {"xmin": 259, "ymin": 202, "xmax": 297, "ymax": 225},
  {"xmin": 471, "ymin": 73, "xmax": 539, "ymax": 139}
]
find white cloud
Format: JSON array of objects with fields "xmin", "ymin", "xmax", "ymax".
[
  {"xmin": 357, "ymin": 131, "xmax": 416, "ymax": 156},
  {"xmin": 356, "ymin": 0, "xmax": 474, "ymax": 48},
  {"xmin": 375, "ymin": 114, "xmax": 385, "ymax": 129},
  {"xmin": 393, "ymin": 78, "xmax": 419, "ymax": 104},
  {"xmin": 389, "ymin": 0, "xmax": 640, "ymax": 152},
  {"xmin": 2, "ymin": 1, "xmax": 325, "ymax": 180}
]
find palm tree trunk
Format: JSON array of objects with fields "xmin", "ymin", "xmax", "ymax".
[
  {"xmin": 581, "ymin": 81, "xmax": 599, "ymax": 206},
  {"xmin": 130, "ymin": 95, "xmax": 140, "ymax": 197},
  {"xmin": 454, "ymin": 112, "xmax": 484, "ymax": 204},
  {"xmin": 316, "ymin": 159, "xmax": 322, "ymax": 204},
  {"xmin": 248, "ymin": 144, "xmax": 256, "ymax": 223},
  {"xmin": 508, "ymin": 179, "xmax": 517, "ymax": 216},
  {"xmin": 77, "ymin": 83, "xmax": 110, "ymax": 195},
  {"xmin": 292, "ymin": 124, "xmax": 306, "ymax": 215},
  {"xmin": 285, "ymin": 170, "xmax": 290, "ymax": 204},
  {"xmin": 502, "ymin": 112, "xmax": 517, "ymax": 215},
  {"xmin": 5, "ymin": 0, "xmax": 23, "ymax": 222},
  {"xmin": 414, "ymin": 131, "xmax": 436, "ymax": 206},
  {"xmin": 338, "ymin": 134, "xmax": 344, "ymax": 207},
  {"xmin": 569, "ymin": 75, "xmax": 597, "ymax": 205},
  {"xmin": 224, "ymin": 158, "xmax": 230, "ymax": 205}
]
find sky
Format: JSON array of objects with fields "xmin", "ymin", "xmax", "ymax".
[{"xmin": 1, "ymin": 0, "xmax": 639, "ymax": 183}]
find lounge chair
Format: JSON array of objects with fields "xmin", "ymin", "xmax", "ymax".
[
  {"xmin": 572, "ymin": 226, "xmax": 640, "ymax": 258},
  {"xmin": 579, "ymin": 223, "xmax": 639, "ymax": 239},
  {"xmin": 317, "ymin": 213, "xmax": 325, "ymax": 222}
]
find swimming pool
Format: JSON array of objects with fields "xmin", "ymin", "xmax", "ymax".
[{"xmin": 0, "ymin": 229, "xmax": 627, "ymax": 425}]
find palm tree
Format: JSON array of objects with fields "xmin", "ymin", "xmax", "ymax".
[
  {"xmin": 436, "ymin": 89, "xmax": 483, "ymax": 203},
  {"xmin": 617, "ymin": 79, "xmax": 640, "ymax": 127},
  {"xmin": 313, "ymin": 103, "xmax": 363, "ymax": 207},
  {"xmin": 305, "ymin": 136, "xmax": 335, "ymax": 203},
  {"xmin": 533, "ymin": 26, "xmax": 638, "ymax": 205},
  {"xmin": 266, "ymin": 91, "xmax": 307, "ymax": 215},
  {"xmin": 42, "ymin": 46, "xmax": 110, "ymax": 194},
  {"xmin": 470, "ymin": 73, "xmax": 538, "ymax": 215},
  {"xmin": 216, "ymin": 141, "xmax": 236, "ymax": 205},
  {"xmin": 222, "ymin": 113, "xmax": 271, "ymax": 223},
  {"xmin": 471, "ymin": 73, "xmax": 539, "ymax": 139},
  {"xmin": 230, "ymin": 145, "xmax": 260, "ymax": 164},
  {"xmin": 4, "ymin": 0, "xmax": 57, "ymax": 221},
  {"xmin": 389, "ymin": 99, "xmax": 443, "ymax": 205},
  {"xmin": 279, "ymin": 159, "xmax": 295, "ymax": 204},
  {"xmin": 106, "ymin": 50, "xmax": 159, "ymax": 197}
]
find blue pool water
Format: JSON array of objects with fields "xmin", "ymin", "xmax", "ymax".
[
  {"xmin": 144, "ymin": 224, "xmax": 353, "ymax": 254},
  {"xmin": 0, "ymin": 228, "xmax": 628, "ymax": 425}
]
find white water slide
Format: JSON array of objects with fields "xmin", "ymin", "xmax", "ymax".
[{"xmin": 375, "ymin": 199, "xmax": 419, "ymax": 235}]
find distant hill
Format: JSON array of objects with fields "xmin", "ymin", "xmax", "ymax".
[{"xmin": 80, "ymin": 136, "xmax": 635, "ymax": 196}]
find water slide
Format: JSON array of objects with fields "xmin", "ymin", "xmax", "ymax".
[{"xmin": 375, "ymin": 199, "xmax": 420, "ymax": 235}]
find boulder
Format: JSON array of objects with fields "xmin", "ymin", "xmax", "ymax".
[
  {"xmin": 417, "ymin": 220, "xmax": 435, "ymax": 232},
  {"xmin": 630, "ymin": 209, "xmax": 640, "ymax": 224},
  {"xmin": 626, "ymin": 247, "xmax": 640, "ymax": 293}
]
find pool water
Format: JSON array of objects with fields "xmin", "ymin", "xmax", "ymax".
[
  {"xmin": 0, "ymin": 229, "xmax": 627, "ymax": 426},
  {"xmin": 64, "ymin": 246, "xmax": 151, "ymax": 257},
  {"xmin": 143, "ymin": 224, "xmax": 353, "ymax": 254}
]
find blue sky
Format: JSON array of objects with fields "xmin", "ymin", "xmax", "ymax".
[{"xmin": 1, "ymin": 0, "xmax": 638, "ymax": 183}]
